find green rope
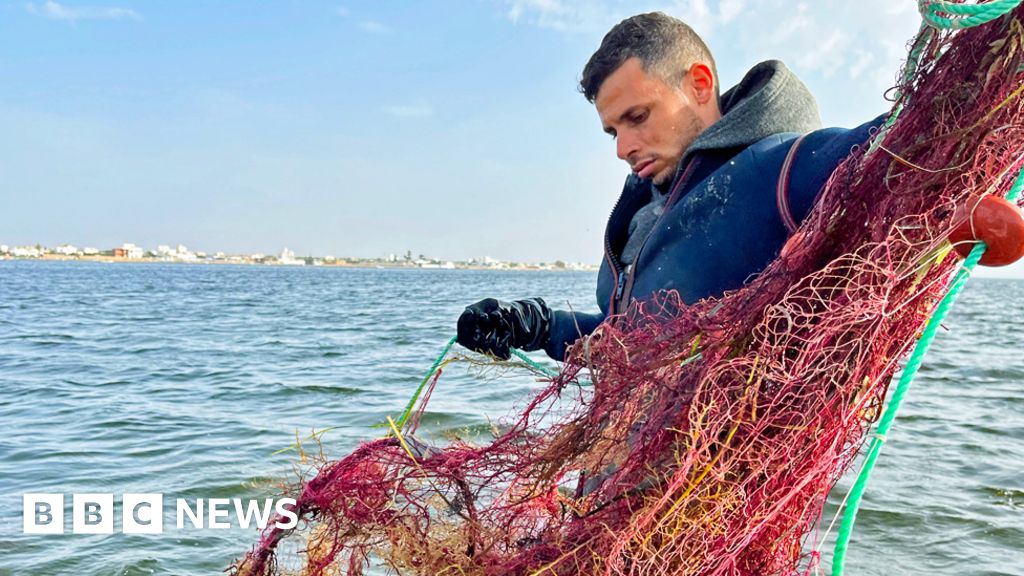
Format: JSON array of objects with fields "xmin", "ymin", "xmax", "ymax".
[
  {"xmin": 870, "ymin": 0, "xmax": 1021, "ymax": 156},
  {"xmin": 834, "ymin": 3, "xmax": 1023, "ymax": 570},
  {"xmin": 393, "ymin": 175, "xmax": 1023, "ymax": 574},
  {"xmin": 511, "ymin": 348, "xmax": 560, "ymax": 377},
  {"xmin": 395, "ymin": 4, "xmax": 1024, "ymax": 557},
  {"xmin": 392, "ymin": 336, "xmax": 457, "ymax": 430},
  {"xmin": 866, "ymin": 20, "xmax": 930, "ymax": 156},
  {"xmin": 391, "ymin": 338, "xmax": 567, "ymax": 432},
  {"xmin": 511, "ymin": 348, "xmax": 595, "ymax": 386},
  {"xmin": 832, "ymin": 168, "xmax": 1024, "ymax": 574},
  {"xmin": 919, "ymin": 0, "xmax": 1021, "ymax": 29}
]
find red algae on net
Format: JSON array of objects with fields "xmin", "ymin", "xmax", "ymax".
[{"xmin": 234, "ymin": 7, "xmax": 1024, "ymax": 576}]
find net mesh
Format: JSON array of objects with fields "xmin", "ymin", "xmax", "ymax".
[{"xmin": 233, "ymin": 7, "xmax": 1024, "ymax": 575}]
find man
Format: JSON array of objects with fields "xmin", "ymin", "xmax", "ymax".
[{"xmin": 457, "ymin": 12, "xmax": 882, "ymax": 361}]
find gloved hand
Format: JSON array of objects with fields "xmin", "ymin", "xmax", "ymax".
[{"xmin": 456, "ymin": 297, "xmax": 552, "ymax": 360}]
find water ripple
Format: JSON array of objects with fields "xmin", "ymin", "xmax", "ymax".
[{"xmin": 1, "ymin": 261, "xmax": 1021, "ymax": 575}]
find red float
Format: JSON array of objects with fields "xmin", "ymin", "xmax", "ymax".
[{"xmin": 948, "ymin": 195, "xmax": 1024, "ymax": 266}]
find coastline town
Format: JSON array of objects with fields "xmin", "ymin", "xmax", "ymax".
[{"xmin": 0, "ymin": 242, "xmax": 598, "ymax": 271}]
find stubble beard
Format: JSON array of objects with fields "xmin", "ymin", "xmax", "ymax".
[{"xmin": 654, "ymin": 113, "xmax": 706, "ymax": 187}]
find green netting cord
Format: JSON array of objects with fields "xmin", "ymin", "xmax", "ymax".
[
  {"xmin": 393, "ymin": 4, "xmax": 1024, "ymax": 566},
  {"xmin": 919, "ymin": 0, "xmax": 1021, "ymax": 29},
  {"xmin": 833, "ymin": 3, "xmax": 1022, "ymax": 572},
  {"xmin": 392, "ymin": 338, "xmax": 560, "ymax": 431},
  {"xmin": 870, "ymin": 1, "xmax": 1021, "ymax": 156},
  {"xmin": 392, "ymin": 336, "xmax": 457, "ymax": 430},
  {"xmin": 832, "ymin": 168, "xmax": 1024, "ymax": 575}
]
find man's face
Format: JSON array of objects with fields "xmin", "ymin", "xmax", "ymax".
[{"xmin": 595, "ymin": 58, "xmax": 708, "ymax": 186}]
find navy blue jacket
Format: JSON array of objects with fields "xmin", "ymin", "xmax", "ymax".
[{"xmin": 542, "ymin": 61, "xmax": 885, "ymax": 360}]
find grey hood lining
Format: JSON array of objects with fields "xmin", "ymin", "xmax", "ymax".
[{"xmin": 684, "ymin": 59, "xmax": 823, "ymax": 158}]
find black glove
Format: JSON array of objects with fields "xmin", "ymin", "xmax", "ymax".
[{"xmin": 456, "ymin": 297, "xmax": 552, "ymax": 360}]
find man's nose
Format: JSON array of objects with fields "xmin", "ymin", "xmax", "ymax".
[{"xmin": 616, "ymin": 131, "xmax": 638, "ymax": 163}]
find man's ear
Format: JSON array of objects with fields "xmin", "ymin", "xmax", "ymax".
[{"xmin": 688, "ymin": 63, "xmax": 716, "ymax": 105}]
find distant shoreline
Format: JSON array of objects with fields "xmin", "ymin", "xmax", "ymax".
[{"xmin": 0, "ymin": 255, "xmax": 599, "ymax": 272}]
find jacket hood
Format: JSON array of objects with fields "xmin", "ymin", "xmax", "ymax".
[{"xmin": 685, "ymin": 60, "xmax": 822, "ymax": 157}]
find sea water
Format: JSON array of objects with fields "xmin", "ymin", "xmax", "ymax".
[{"xmin": 0, "ymin": 261, "xmax": 1021, "ymax": 575}]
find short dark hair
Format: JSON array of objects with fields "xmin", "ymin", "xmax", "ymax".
[{"xmin": 580, "ymin": 12, "xmax": 718, "ymax": 103}]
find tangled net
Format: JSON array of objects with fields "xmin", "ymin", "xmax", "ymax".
[{"xmin": 234, "ymin": 6, "xmax": 1024, "ymax": 576}]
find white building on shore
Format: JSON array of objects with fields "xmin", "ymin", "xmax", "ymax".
[
  {"xmin": 278, "ymin": 247, "xmax": 304, "ymax": 265},
  {"xmin": 121, "ymin": 243, "xmax": 144, "ymax": 259},
  {"xmin": 11, "ymin": 246, "xmax": 42, "ymax": 258}
]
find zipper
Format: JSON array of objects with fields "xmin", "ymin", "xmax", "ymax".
[
  {"xmin": 615, "ymin": 157, "xmax": 702, "ymax": 312},
  {"xmin": 603, "ymin": 181, "xmax": 630, "ymax": 314}
]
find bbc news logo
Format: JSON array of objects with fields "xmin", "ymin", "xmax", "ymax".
[{"xmin": 23, "ymin": 494, "xmax": 298, "ymax": 534}]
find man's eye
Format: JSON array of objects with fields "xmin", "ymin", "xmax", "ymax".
[{"xmin": 631, "ymin": 111, "xmax": 648, "ymax": 124}]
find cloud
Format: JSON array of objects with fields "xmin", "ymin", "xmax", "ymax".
[
  {"xmin": 503, "ymin": 0, "xmax": 626, "ymax": 33},
  {"xmin": 718, "ymin": 0, "xmax": 746, "ymax": 24},
  {"xmin": 359, "ymin": 20, "xmax": 392, "ymax": 34},
  {"xmin": 497, "ymin": 0, "xmax": 923, "ymax": 125},
  {"xmin": 498, "ymin": 0, "xmax": 919, "ymax": 54},
  {"xmin": 26, "ymin": 0, "xmax": 141, "ymax": 21},
  {"xmin": 498, "ymin": 2, "xmax": 921, "ymax": 75},
  {"xmin": 847, "ymin": 48, "xmax": 875, "ymax": 80},
  {"xmin": 501, "ymin": 0, "xmax": 746, "ymax": 34},
  {"xmin": 382, "ymin": 102, "xmax": 434, "ymax": 118},
  {"xmin": 333, "ymin": 6, "xmax": 391, "ymax": 34},
  {"xmin": 794, "ymin": 28, "xmax": 848, "ymax": 77}
]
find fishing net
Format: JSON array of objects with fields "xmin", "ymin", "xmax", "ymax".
[{"xmin": 233, "ymin": 5, "xmax": 1024, "ymax": 575}]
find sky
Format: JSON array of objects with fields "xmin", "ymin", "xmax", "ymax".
[{"xmin": 2, "ymin": 0, "xmax": 1022, "ymax": 276}]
